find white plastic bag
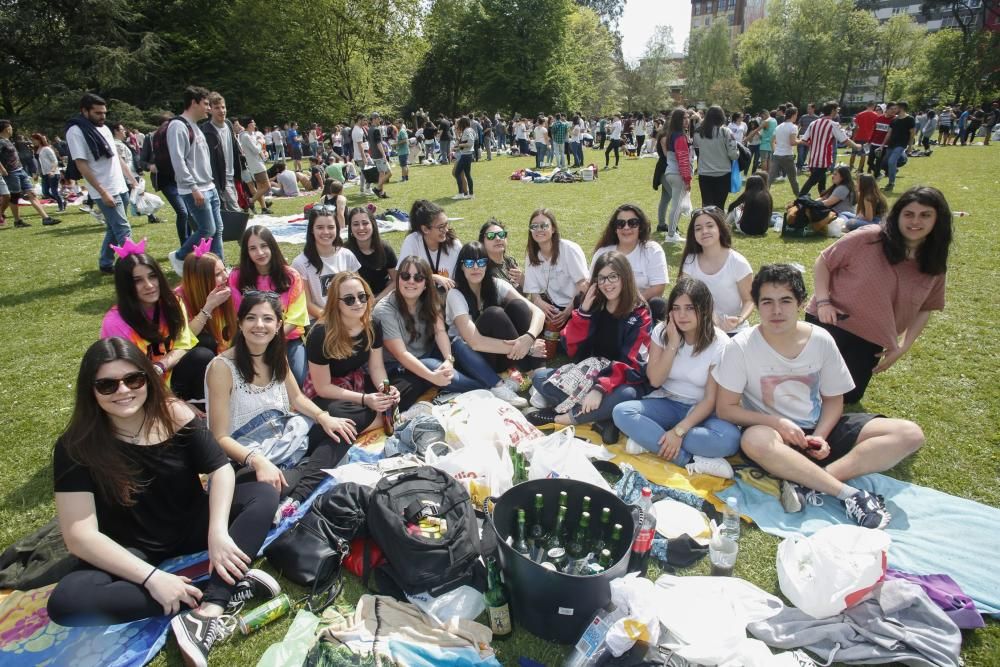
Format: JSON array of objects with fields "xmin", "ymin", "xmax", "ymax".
[
  {"xmin": 679, "ymin": 190, "xmax": 692, "ymax": 217},
  {"xmin": 776, "ymin": 524, "xmax": 890, "ymax": 619},
  {"xmin": 406, "ymin": 585, "xmax": 486, "ymax": 623},
  {"xmin": 827, "ymin": 216, "xmax": 845, "ymax": 238},
  {"xmin": 134, "ymin": 191, "xmax": 164, "ymax": 216},
  {"xmin": 425, "ymin": 438, "xmax": 512, "ymax": 509},
  {"xmin": 606, "ymin": 573, "xmax": 661, "ymax": 657},
  {"xmin": 433, "ymin": 390, "xmax": 542, "ymax": 453},
  {"xmin": 527, "ymin": 426, "xmax": 612, "ymax": 492}
]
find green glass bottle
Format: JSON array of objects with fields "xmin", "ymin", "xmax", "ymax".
[
  {"xmin": 610, "ymin": 522, "xmax": 624, "ymax": 559},
  {"xmin": 567, "ymin": 511, "xmax": 592, "ymax": 560},
  {"xmin": 513, "ymin": 508, "xmax": 530, "ymax": 556},
  {"xmin": 484, "ymin": 558, "xmax": 511, "ymax": 638},
  {"xmin": 529, "ymin": 493, "xmax": 546, "ymax": 561},
  {"xmin": 581, "ymin": 495, "xmax": 592, "ymax": 516},
  {"xmin": 593, "ymin": 507, "xmax": 612, "ymax": 554},
  {"xmin": 546, "ymin": 505, "xmax": 568, "ymax": 551},
  {"xmin": 598, "ymin": 548, "xmax": 614, "ymax": 570},
  {"xmin": 558, "ymin": 490, "xmax": 569, "ymax": 510}
]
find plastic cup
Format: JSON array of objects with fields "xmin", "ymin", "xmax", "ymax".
[{"xmin": 709, "ymin": 536, "xmax": 738, "ymax": 576}]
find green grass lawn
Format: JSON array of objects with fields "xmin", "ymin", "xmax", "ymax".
[{"xmin": 1, "ymin": 144, "xmax": 997, "ymax": 666}]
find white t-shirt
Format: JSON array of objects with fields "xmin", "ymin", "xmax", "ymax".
[
  {"xmin": 291, "ymin": 249, "xmax": 362, "ymax": 312},
  {"xmin": 649, "ymin": 325, "xmax": 729, "ymax": 403},
  {"xmin": 773, "ymin": 121, "xmax": 798, "ymax": 157},
  {"xmin": 396, "ymin": 232, "xmax": 462, "ymax": 279},
  {"xmin": 239, "ymin": 131, "xmax": 266, "ymax": 174},
  {"xmin": 681, "ymin": 250, "xmax": 753, "ymax": 332},
  {"xmin": 275, "ymin": 170, "xmax": 298, "ymax": 196},
  {"xmin": 523, "ymin": 239, "xmax": 589, "ymax": 308},
  {"xmin": 712, "ymin": 325, "xmax": 855, "ymax": 429},
  {"xmin": 728, "ymin": 122, "xmax": 748, "ymax": 143},
  {"xmin": 66, "ymin": 124, "xmax": 127, "ymax": 197},
  {"xmin": 610, "ymin": 120, "xmax": 623, "ymax": 140},
  {"xmin": 533, "ymin": 126, "xmax": 547, "ymax": 143},
  {"xmin": 271, "ymin": 129, "xmax": 284, "ymax": 147},
  {"xmin": 591, "ymin": 242, "xmax": 669, "ymax": 293},
  {"xmin": 445, "ymin": 278, "xmax": 516, "ymax": 338},
  {"xmin": 351, "ymin": 126, "xmax": 366, "ymax": 160}
]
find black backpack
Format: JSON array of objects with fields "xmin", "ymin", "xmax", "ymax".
[
  {"xmin": 150, "ymin": 117, "xmax": 195, "ymax": 191},
  {"xmin": 367, "ymin": 466, "xmax": 483, "ymax": 597},
  {"xmin": 736, "ymin": 142, "xmax": 752, "ymax": 173}
]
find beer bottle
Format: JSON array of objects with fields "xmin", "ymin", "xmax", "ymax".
[
  {"xmin": 581, "ymin": 495, "xmax": 592, "ymax": 516},
  {"xmin": 593, "ymin": 507, "xmax": 612, "ymax": 554},
  {"xmin": 381, "ymin": 379, "xmax": 398, "ymax": 436},
  {"xmin": 513, "ymin": 508, "xmax": 531, "ymax": 556},
  {"xmin": 546, "ymin": 505, "xmax": 567, "ymax": 551},
  {"xmin": 597, "ymin": 548, "xmax": 614, "ymax": 570},
  {"xmin": 484, "ymin": 558, "xmax": 512, "ymax": 638},
  {"xmin": 609, "ymin": 522, "xmax": 624, "ymax": 560},
  {"xmin": 558, "ymin": 490, "xmax": 569, "ymax": 510},
  {"xmin": 567, "ymin": 511, "xmax": 592, "ymax": 574},
  {"xmin": 529, "ymin": 493, "xmax": 546, "ymax": 561}
]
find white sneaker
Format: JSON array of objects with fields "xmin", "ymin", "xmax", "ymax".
[
  {"xmin": 528, "ymin": 386, "xmax": 550, "ymax": 409},
  {"xmin": 684, "ymin": 455, "xmax": 734, "ymax": 479},
  {"xmin": 625, "ymin": 438, "xmax": 646, "ymax": 455},
  {"xmin": 664, "ymin": 233, "xmax": 685, "ymax": 243},
  {"xmin": 491, "ymin": 383, "xmax": 528, "ymax": 408},
  {"xmin": 168, "ymin": 250, "xmax": 184, "ymax": 275},
  {"xmin": 451, "ymin": 193, "xmax": 466, "ymax": 200}
]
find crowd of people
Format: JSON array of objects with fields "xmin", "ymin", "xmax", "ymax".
[{"xmin": 2, "ymin": 87, "xmax": 972, "ymax": 664}]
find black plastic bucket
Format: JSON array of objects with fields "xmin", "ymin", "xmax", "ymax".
[{"xmin": 485, "ymin": 478, "xmax": 639, "ymax": 644}]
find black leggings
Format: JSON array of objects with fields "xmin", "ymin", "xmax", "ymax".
[
  {"xmin": 605, "ymin": 139, "xmax": 621, "ymax": 167},
  {"xmin": 805, "ymin": 313, "xmax": 881, "ymax": 404},
  {"xmin": 313, "ymin": 374, "xmax": 424, "ymax": 433},
  {"xmin": 698, "ymin": 173, "xmax": 731, "ymax": 209},
  {"xmin": 47, "ymin": 482, "xmax": 279, "ymax": 627},
  {"xmin": 170, "ymin": 345, "xmax": 216, "ymax": 403},
  {"xmin": 454, "ymin": 154, "xmax": 473, "ymax": 195},
  {"xmin": 800, "ymin": 167, "xmax": 828, "ymax": 197},
  {"xmin": 476, "ymin": 300, "xmax": 544, "ymax": 373}
]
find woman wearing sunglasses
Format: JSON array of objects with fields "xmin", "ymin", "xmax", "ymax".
[
  {"xmin": 478, "ymin": 218, "xmax": 523, "ymax": 290},
  {"xmin": 592, "ymin": 203, "xmax": 669, "ymax": 322},
  {"xmin": 307, "ymin": 272, "xmax": 423, "ymax": 431},
  {"xmin": 207, "ymin": 292, "xmax": 357, "ymax": 516},
  {"xmin": 677, "ymin": 206, "xmax": 754, "ymax": 336},
  {"xmin": 291, "ymin": 206, "xmax": 361, "ymax": 319},
  {"xmin": 49, "ymin": 337, "xmax": 278, "ymax": 666},
  {"xmin": 176, "ymin": 248, "xmax": 237, "ymax": 356},
  {"xmin": 526, "ymin": 252, "xmax": 651, "ymax": 437},
  {"xmin": 446, "ymin": 242, "xmax": 547, "ymax": 406},
  {"xmin": 345, "ymin": 206, "xmax": 397, "ymax": 303},
  {"xmin": 612, "ymin": 277, "xmax": 741, "ymax": 477},
  {"xmin": 374, "ymin": 256, "xmax": 481, "ymax": 394},
  {"xmin": 396, "ymin": 199, "xmax": 462, "ymax": 290},
  {"xmin": 229, "ymin": 225, "xmax": 310, "ymax": 387},
  {"xmin": 101, "ymin": 246, "xmax": 210, "ymax": 406},
  {"xmin": 523, "ymin": 208, "xmax": 590, "ymax": 334}
]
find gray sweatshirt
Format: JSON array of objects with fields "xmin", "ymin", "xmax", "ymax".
[
  {"xmin": 167, "ymin": 116, "xmax": 215, "ymax": 195},
  {"xmin": 692, "ymin": 126, "xmax": 739, "ymax": 177}
]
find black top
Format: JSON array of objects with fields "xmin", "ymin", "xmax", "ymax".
[
  {"xmin": 888, "ymin": 115, "xmax": 916, "ymax": 148},
  {"xmin": 581, "ymin": 309, "xmax": 619, "ymax": 362},
  {"xmin": 351, "ymin": 241, "xmax": 398, "ymax": 296},
  {"xmin": 0, "ymin": 138, "xmax": 21, "ymax": 171},
  {"xmin": 52, "ymin": 418, "xmax": 227, "ymax": 557},
  {"xmin": 438, "ymin": 119, "xmax": 452, "ymax": 141},
  {"xmin": 306, "ymin": 320, "xmax": 384, "ymax": 379},
  {"xmin": 368, "ymin": 126, "xmax": 385, "ymax": 160}
]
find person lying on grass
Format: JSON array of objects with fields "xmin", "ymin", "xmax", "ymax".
[{"xmin": 713, "ymin": 263, "xmax": 925, "ymax": 529}]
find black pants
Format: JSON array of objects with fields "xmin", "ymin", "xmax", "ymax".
[
  {"xmin": 800, "ymin": 167, "xmax": 828, "ymax": 197},
  {"xmin": 169, "ymin": 344, "xmax": 217, "ymax": 403},
  {"xmin": 698, "ymin": 173, "xmax": 731, "ymax": 209},
  {"xmin": 605, "ymin": 139, "xmax": 621, "ymax": 167},
  {"xmin": 313, "ymin": 374, "xmax": 424, "ymax": 433},
  {"xmin": 476, "ymin": 300, "xmax": 545, "ymax": 373},
  {"xmin": 47, "ymin": 482, "xmax": 279, "ymax": 627},
  {"xmin": 453, "ymin": 154, "xmax": 473, "ymax": 195},
  {"xmin": 806, "ymin": 313, "xmax": 881, "ymax": 404}
]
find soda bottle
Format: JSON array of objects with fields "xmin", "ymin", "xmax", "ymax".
[
  {"xmin": 628, "ymin": 487, "xmax": 656, "ymax": 576},
  {"xmin": 722, "ymin": 497, "xmax": 740, "ymax": 542},
  {"xmin": 513, "ymin": 508, "xmax": 531, "ymax": 556},
  {"xmin": 546, "ymin": 505, "xmax": 568, "ymax": 551},
  {"xmin": 593, "ymin": 507, "xmax": 612, "ymax": 554},
  {"xmin": 485, "ymin": 558, "xmax": 512, "ymax": 638},
  {"xmin": 529, "ymin": 493, "xmax": 546, "ymax": 561},
  {"xmin": 381, "ymin": 379, "xmax": 398, "ymax": 436}
]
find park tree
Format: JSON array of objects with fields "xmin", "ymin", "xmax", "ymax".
[
  {"xmin": 552, "ymin": 7, "xmax": 622, "ymax": 113},
  {"xmin": 684, "ymin": 20, "xmax": 737, "ymax": 105},
  {"xmin": 618, "ymin": 26, "xmax": 679, "ymax": 112},
  {"xmin": 918, "ymin": 0, "xmax": 1000, "ymax": 104},
  {"xmin": 409, "ymin": 0, "xmax": 482, "ymax": 114},
  {"xmin": 834, "ymin": 10, "xmax": 880, "ymax": 106},
  {"xmin": 574, "ymin": 0, "xmax": 628, "ymax": 26},
  {"xmin": 873, "ymin": 14, "xmax": 924, "ymax": 102}
]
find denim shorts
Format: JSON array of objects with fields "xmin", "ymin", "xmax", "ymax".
[
  {"xmin": 2, "ymin": 168, "xmax": 31, "ymax": 194},
  {"xmin": 374, "ymin": 158, "xmax": 390, "ymax": 173},
  {"xmin": 398, "ymin": 154, "xmax": 408, "ymax": 168},
  {"xmin": 0, "ymin": 175, "xmax": 8, "ymax": 196}
]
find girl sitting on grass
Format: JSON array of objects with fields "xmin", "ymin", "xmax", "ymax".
[
  {"xmin": 841, "ymin": 173, "xmax": 888, "ymax": 231},
  {"xmin": 291, "ymin": 205, "xmax": 361, "ymax": 320},
  {"xmin": 345, "ymin": 206, "xmax": 398, "ymax": 302}
]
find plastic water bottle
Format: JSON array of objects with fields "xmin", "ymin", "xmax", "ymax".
[
  {"xmin": 722, "ymin": 497, "xmax": 740, "ymax": 542},
  {"xmin": 953, "ymin": 211, "xmax": 970, "ymax": 217}
]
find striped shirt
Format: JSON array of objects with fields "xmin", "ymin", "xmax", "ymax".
[{"xmin": 802, "ymin": 117, "xmax": 848, "ymax": 169}]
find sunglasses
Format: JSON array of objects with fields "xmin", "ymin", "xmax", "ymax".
[
  {"xmin": 484, "ymin": 230, "xmax": 508, "ymax": 240},
  {"xmin": 615, "ymin": 217, "xmax": 641, "ymax": 229},
  {"xmin": 428, "ymin": 223, "xmax": 450, "ymax": 232},
  {"xmin": 243, "ymin": 289, "xmax": 280, "ymax": 299},
  {"xmin": 94, "ymin": 371, "xmax": 148, "ymax": 396},
  {"xmin": 462, "ymin": 258, "xmax": 489, "ymax": 269},
  {"xmin": 596, "ymin": 272, "xmax": 621, "ymax": 285},
  {"xmin": 338, "ymin": 292, "xmax": 369, "ymax": 306},
  {"xmin": 399, "ymin": 271, "xmax": 426, "ymax": 283},
  {"xmin": 529, "ymin": 222, "xmax": 551, "ymax": 231},
  {"xmin": 312, "ymin": 205, "xmax": 337, "ymax": 216},
  {"xmin": 690, "ymin": 206, "xmax": 721, "ymax": 218}
]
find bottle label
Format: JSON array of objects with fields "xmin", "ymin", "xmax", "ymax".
[
  {"xmin": 633, "ymin": 527, "xmax": 654, "ymax": 553},
  {"xmin": 488, "ymin": 604, "xmax": 511, "ymax": 635}
]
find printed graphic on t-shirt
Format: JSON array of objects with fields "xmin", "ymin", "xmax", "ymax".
[
  {"xmin": 320, "ymin": 273, "xmax": 334, "ymax": 297},
  {"xmin": 760, "ymin": 371, "xmax": 821, "ymax": 427}
]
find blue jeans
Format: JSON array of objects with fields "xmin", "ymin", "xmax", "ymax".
[
  {"xmin": 535, "ymin": 142, "xmax": 547, "ymax": 168},
  {"xmin": 178, "ymin": 188, "xmax": 224, "ymax": 261},
  {"xmin": 41, "ymin": 174, "xmax": 64, "ymax": 210},
  {"xmin": 287, "ymin": 338, "xmax": 307, "ymax": 388},
  {"xmin": 612, "ymin": 396, "xmax": 741, "ymax": 465},
  {"xmin": 97, "ymin": 192, "xmax": 133, "ymax": 270},
  {"xmin": 796, "ymin": 143, "xmax": 808, "ymax": 170},
  {"xmin": 553, "ymin": 142, "xmax": 566, "ymax": 168},
  {"xmin": 572, "ymin": 142, "xmax": 584, "ymax": 166},
  {"xmin": 451, "ymin": 337, "xmax": 500, "ymax": 390},
  {"xmin": 384, "ymin": 357, "xmax": 481, "ymax": 394},
  {"xmin": 439, "ymin": 140, "xmax": 451, "ymax": 164},
  {"xmin": 160, "ymin": 182, "xmax": 191, "ymax": 244},
  {"xmin": 886, "ymin": 145, "xmax": 906, "ymax": 186},
  {"xmin": 531, "ymin": 368, "xmax": 639, "ymax": 425}
]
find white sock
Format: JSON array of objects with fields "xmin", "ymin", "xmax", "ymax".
[{"xmin": 836, "ymin": 484, "xmax": 860, "ymax": 501}]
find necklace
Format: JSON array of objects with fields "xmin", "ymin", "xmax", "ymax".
[{"xmin": 114, "ymin": 409, "xmax": 147, "ymax": 445}]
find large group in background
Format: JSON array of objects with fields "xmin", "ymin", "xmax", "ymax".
[{"xmin": 24, "ymin": 88, "xmax": 965, "ymax": 665}]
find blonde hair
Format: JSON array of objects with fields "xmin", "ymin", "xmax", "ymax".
[{"xmin": 319, "ymin": 272, "xmax": 375, "ymax": 359}]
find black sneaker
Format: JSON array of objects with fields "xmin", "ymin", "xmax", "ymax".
[
  {"xmin": 656, "ymin": 222, "xmax": 669, "ymax": 233},
  {"xmin": 99, "ymin": 265, "xmax": 115, "ymax": 275},
  {"xmin": 592, "ymin": 419, "xmax": 620, "ymax": 445},
  {"xmin": 225, "ymin": 568, "xmax": 281, "ymax": 614},
  {"xmin": 844, "ymin": 490, "xmax": 891, "ymax": 529},
  {"xmin": 171, "ymin": 610, "xmax": 226, "ymax": 667},
  {"xmin": 525, "ymin": 408, "xmax": 557, "ymax": 427},
  {"xmin": 13, "ymin": 219, "xmax": 31, "ymax": 228},
  {"xmin": 779, "ymin": 480, "xmax": 823, "ymax": 513},
  {"xmin": 42, "ymin": 217, "xmax": 60, "ymax": 226}
]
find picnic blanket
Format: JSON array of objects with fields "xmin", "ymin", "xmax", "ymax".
[
  {"xmin": 728, "ymin": 472, "xmax": 1000, "ymax": 618},
  {"xmin": 0, "ymin": 477, "xmax": 337, "ymax": 667},
  {"xmin": 252, "ymin": 213, "xmax": 411, "ymax": 245}
]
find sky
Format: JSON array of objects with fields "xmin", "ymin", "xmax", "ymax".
[{"xmin": 619, "ymin": 0, "xmax": 691, "ymax": 62}]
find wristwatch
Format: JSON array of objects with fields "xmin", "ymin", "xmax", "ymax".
[
  {"xmin": 673, "ymin": 425, "xmax": 688, "ymax": 438},
  {"xmin": 446, "ymin": 354, "xmax": 455, "ymax": 364}
]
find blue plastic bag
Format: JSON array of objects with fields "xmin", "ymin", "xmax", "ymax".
[{"xmin": 730, "ymin": 160, "xmax": 742, "ymax": 193}]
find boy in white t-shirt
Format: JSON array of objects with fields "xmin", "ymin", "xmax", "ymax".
[{"xmin": 713, "ymin": 264, "xmax": 924, "ymax": 529}]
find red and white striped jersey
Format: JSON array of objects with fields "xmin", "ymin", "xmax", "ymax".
[{"xmin": 802, "ymin": 117, "xmax": 849, "ymax": 169}]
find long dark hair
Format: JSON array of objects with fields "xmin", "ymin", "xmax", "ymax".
[
  {"xmin": 821, "ymin": 165, "xmax": 856, "ymax": 205},
  {"xmin": 665, "ymin": 277, "xmax": 716, "ymax": 355},
  {"xmin": 237, "ymin": 225, "xmax": 292, "ymax": 293},
  {"xmin": 113, "ymin": 253, "xmax": 184, "ymax": 351},
  {"xmin": 595, "ymin": 203, "xmax": 651, "ymax": 252},
  {"xmin": 590, "ymin": 251, "xmax": 643, "ymax": 319},
  {"xmin": 526, "ymin": 208, "xmax": 561, "ymax": 266},
  {"xmin": 409, "ymin": 199, "xmax": 457, "ymax": 250},
  {"xmin": 231, "ymin": 292, "xmax": 288, "ymax": 384},
  {"xmin": 678, "ymin": 207, "xmax": 732, "ymax": 279},
  {"xmin": 879, "ymin": 186, "xmax": 952, "ymax": 275},
  {"xmin": 665, "ymin": 108, "xmax": 685, "ymax": 141},
  {"xmin": 857, "ymin": 174, "xmax": 887, "ymax": 219},
  {"xmin": 699, "ymin": 105, "xmax": 726, "ymax": 139},
  {"xmin": 61, "ymin": 337, "xmax": 178, "ymax": 506},
  {"xmin": 454, "ymin": 242, "xmax": 499, "ymax": 321},
  {"xmin": 394, "ymin": 256, "xmax": 441, "ymax": 344},
  {"xmin": 302, "ymin": 206, "xmax": 344, "ymax": 272},
  {"xmin": 345, "ymin": 206, "xmax": 386, "ymax": 267}
]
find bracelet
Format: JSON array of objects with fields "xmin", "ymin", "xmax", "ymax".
[
  {"xmin": 141, "ymin": 567, "xmax": 157, "ymax": 588},
  {"xmin": 525, "ymin": 331, "xmax": 538, "ymax": 341},
  {"xmin": 200, "ymin": 309, "xmax": 212, "ymax": 319},
  {"xmin": 360, "ymin": 392, "xmax": 366, "ymax": 407},
  {"xmin": 153, "ymin": 361, "xmax": 166, "ymax": 376},
  {"xmin": 816, "ymin": 299, "xmax": 831, "ymax": 306},
  {"xmin": 243, "ymin": 451, "xmax": 257, "ymax": 469}
]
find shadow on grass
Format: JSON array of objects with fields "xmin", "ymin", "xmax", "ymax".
[
  {"xmin": 73, "ymin": 296, "xmax": 111, "ymax": 316},
  {"xmin": 0, "ymin": 274, "xmax": 110, "ymax": 309},
  {"xmin": 3, "ymin": 463, "xmax": 52, "ymax": 511},
  {"xmin": 45, "ymin": 223, "xmax": 106, "ymax": 238}
]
